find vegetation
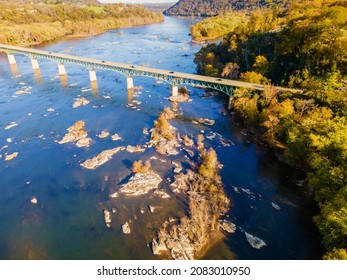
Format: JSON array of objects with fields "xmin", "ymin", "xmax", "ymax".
[
  {"xmin": 190, "ymin": 12, "xmax": 248, "ymax": 41},
  {"xmin": 151, "ymin": 112, "xmax": 175, "ymax": 141},
  {"xmin": 132, "ymin": 160, "xmax": 151, "ymax": 173},
  {"xmin": 0, "ymin": 1, "xmax": 164, "ymax": 46},
  {"xmin": 164, "ymin": 0, "xmax": 288, "ymax": 16},
  {"xmin": 193, "ymin": 0, "xmax": 347, "ymax": 259}
]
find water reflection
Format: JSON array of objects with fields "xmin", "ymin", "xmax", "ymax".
[
  {"xmin": 10, "ymin": 63, "xmax": 19, "ymax": 77},
  {"xmin": 59, "ymin": 74, "xmax": 68, "ymax": 89},
  {"xmin": 33, "ymin": 69, "xmax": 42, "ymax": 83},
  {"xmin": 91, "ymin": 80, "xmax": 99, "ymax": 96}
]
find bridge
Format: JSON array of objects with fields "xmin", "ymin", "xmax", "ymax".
[{"xmin": 0, "ymin": 43, "xmax": 299, "ymax": 103}]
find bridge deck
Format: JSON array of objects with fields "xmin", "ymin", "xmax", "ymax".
[{"xmin": 0, "ymin": 43, "xmax": 300, "ymax": 94}]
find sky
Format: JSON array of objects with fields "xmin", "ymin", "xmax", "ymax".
[{"xmin": 99, "ymin": 0, "xmax": 177, "ymax": 3}]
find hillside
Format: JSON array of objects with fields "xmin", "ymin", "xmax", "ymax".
[
  {"xmin": 0, "ymin": 1, "xmax": 164, "ymax": 46},
  {"xmin": 194, "ymin": 0, "xmax": 347, "ymax": 259},
  {"xmin": 164, "ymin": 0, "xmax": 288, "ymax": 16}
]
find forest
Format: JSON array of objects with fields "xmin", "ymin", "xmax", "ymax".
[
  {"xmin": 194, "ymin": 0, "xmax": 347, "ymax": 259},
  {"xmin": 164, "ymin": 0, "xmax": 288, "ymax": 16},
  {"xmin": 0, "ymin": 0, "xmax": 164, "ymax": 46}
]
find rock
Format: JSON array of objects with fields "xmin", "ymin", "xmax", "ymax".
[
  {"xmin": 183, "ymin": 148, "xmax": 194, "ymax": 157},
  {"xmin": 148, "ymin": 205, "xmax": 158, "ymax": 213},
  {"xmin": 76, "ymin": 138, "xmax": 92, "ymax": 148},
  {"xmin": 219, "ymin": 138, "xmax": 234, "ymax": 147},
  {"xmin": 58, "ymin": 120, "xmax": 91, "ymax": 148},
  {"xmin": 73, "ymin": 97, "xmax": 89, "ymax": 108},
  {"xmin": 197, "ymin": 118, "xmax": 215, "ymax": 126},
  {"xmin": 112, "ymin": 208, "xmax": 117, "ymax": 213},
  {"xmin": 219, "ymin": 220, "xmax": 236, "ymax": 233},
  {"xmin": 271, "ymin": 202, "xmax": 281, "ymax": 211},
  {"xmin": 97, "ymin": 131, "xmax": 110, "ymax": 139},
  {"xmin": 111, "ymin": 171, "xmax": 162, "ymax": 197},
  {"xmin": 153, "ymin": 189, "xmax": 170, "ymax": 199},
  {"xmin": 166, "ymin": 233, "xmax": 195, "ymax": 260},
  {"xmin": 30, "ymin": 197, "xmax": 38, "ymax": 204},
  {"xmin": 143, "ymin": 128, "xmax": 149, "ymax": 135},
  {"xmin": 111, "ymin": 134, "xmax": 122, "ymax": 141},
  {"xmin": 104, "ymin": 210, "xmax": 111, "ymax": 228},
  {"xmin": 162, "ymin": 107, "xmax": 177, "ymax": 120},
  {"xmin": 126, "ymin": 145, "xmax": 145, "ymax": 153},
  {"xmin": 5, "ymin": 152, "xmax": 18, "ymax": 161},
  {"xmin": 233, "ymin": 186, "xmax": 241, "ymax": 194},
  {"xmin": 206, "ymin": 132, "xmax": 217, "ymax": 140},
  {"xmin": 169, "ymin": 94, "xmax": 190, "ymax": 103},
  {"xmin": 182, "ymin": 135, "xmax": 194, "ymax": 147},
  {"xmin": 81, "ymin": 147, "xmax": 125, "ymax": 170},
  {"xmin": 151, "ymin": 237, "xmax": 168, "ymax": 255},
  {"xmin": 140, "ymin": 208, "xmax": 146, "ymax": 214},
  {"xmin": 5, "ymin": 122, "xmax": 18, "ymax": 130},
  {"xmin": 122, "ymin": 222, "xmax": 131, "ymax": 234},
  {"xmin": 245, "ymin": 232, "xmax": 266, "ymax": 249},
  {"xmin": 154, "ymin": 139, "xmax": 179, "ymax": 156},
  {"xmin": 172, "ymin": 161, "xmax": 182, "ymax": 173}
]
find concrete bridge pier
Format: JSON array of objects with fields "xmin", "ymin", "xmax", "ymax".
[
  {"xmin": 171, "ymin": 85, "xmax": 178, "ymax": 97},
  {"xmin": 89, "ymin": 69, "xmax": 97, "ymax": 82},
  {"xmin": 126, "ymin": 76, "xmax": 134, "ymax": 90},
  {"xmin": 7, "ymin": 54, "xmax": 17, "ymax": 65},
  {"xmin": 228, "ymin": 96, "xmax": 233, "ymax": 110},
  {"xmin": 58, "ymin": 64, "xmax": 66, "ymax": 76},
  {"xmin": 31, "ymin": 58, "xmax": 39, "ymax": 70}
]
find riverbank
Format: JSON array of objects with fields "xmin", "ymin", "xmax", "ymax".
[{"xmin": 0, "ymin": 1, "xmax": 164, "ymax": 47}]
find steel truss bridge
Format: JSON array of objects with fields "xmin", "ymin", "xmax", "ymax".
[{"xmin": 0, "ymin": 43, "xmax": 299, "ymax": 96}]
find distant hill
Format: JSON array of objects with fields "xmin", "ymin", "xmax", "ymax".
[
  {"xmin": 144, "ymin": 3, "xmax": 176, "ymax": 13},
  {"xmin": 164, "ymin": 0, "xmax": 288, "ymax": 16}
]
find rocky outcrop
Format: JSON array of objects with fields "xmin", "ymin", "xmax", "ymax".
[
  {"xmin": 152, "ymin": 150, "xmax": 230, "ymax": 259},
  {"xmin": 271, "ymin": 202, "xmax": 281, "ymax": 210},
  {"xmin": 169, "ymin": 94, "xmax": 190, "ymax": 103},
  {"xmin": 73, "ymin": 97, "xmax": 89, "ymax": 108},
  {"xmin": 126, "ymin": 145, "xmax": 145, "ymax": 153},
  {"xmin": 196, "ymin": 118, "xmax": 215, "ymax": 126},
  {"xmin": 80, "ymin": 147, "xmax": 125, "ymax": 169},
  {"xmin": 172, "ymin": 161, "xmax": 183, "ymax": 173},
  {"xmin": 110, "ymin": 171, "xmax": 162, "ymax": 197},
  {"xmin": 58, "ymin": 120, "xmax": 91, "ymax": 148},
  {"xmin": 104, "ymin": 210, "xmax": 111, "ymax": 228},
  {"xmin": 122, "ymin": 222, "xmax": 131, "ymax": 234},
  {"xmin": 5, "ymin": 122, "xmax": 18, "ymax": 130},
  {"xmin": 182, "ymin": 135, "xmax": 194, "ymax": 147},
  {"xmin": 153, "ymin": 189, "xmax": 170, "ymax": 199},
  {"xmin": 5, "ymin": 152, "xmax": 18, "ymax": 161},
  {"xmin": 111, "ymin": 134, "xmax": 122, "ymax": 141},
  {"xmin": 245, "ymin": 232, "xmax": 266, "ymax": 249},
  {"xmin": 219, "ymin": 220, "xmax": 236, "ymax": 233},
  {"xmin": 97, "ymin": 131, "xmax": 110, "ymax": 139},
  {"xmin": 153, "ymin": 139, "xmax": 180, "ymax": 156}
]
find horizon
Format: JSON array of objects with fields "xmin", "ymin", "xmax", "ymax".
[{"xmin": 98, "ymin": 0, "xmax": 177, "ymax": 3}]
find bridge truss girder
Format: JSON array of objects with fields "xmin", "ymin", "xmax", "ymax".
[{"xmin": 2, "ymin": 49, "xmax": 234, "ymax": 96}]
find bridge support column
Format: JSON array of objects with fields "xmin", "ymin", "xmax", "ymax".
[
  {"xmin": 89, "ymin": 70, "xmax": 97, "ymax": 82},
  {"xmin": 171, "ymin": 85, "xmax": 178, "ymax": 97},
  {"xmin": 58, "ymin": 64, "xmax": 66, "ymax": 76},
  {"xmin": 7, "ymin": 54, "xmax": 16, "ymax": 65},
  {"xmin": 126, "ymin": 76, "xmax": 134, "ymax": 90},
  {"xmin": 31, "ymin": 59, "xmax": 39, "ymax": 70},
  {"xmin": 228, "ymin": 96, "xmax": 233, "ymax": 110}
]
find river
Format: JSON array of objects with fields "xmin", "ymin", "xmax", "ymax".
[{"xmin": 0, "ymin": 16, "xmax": 322, "ymax": 260}]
